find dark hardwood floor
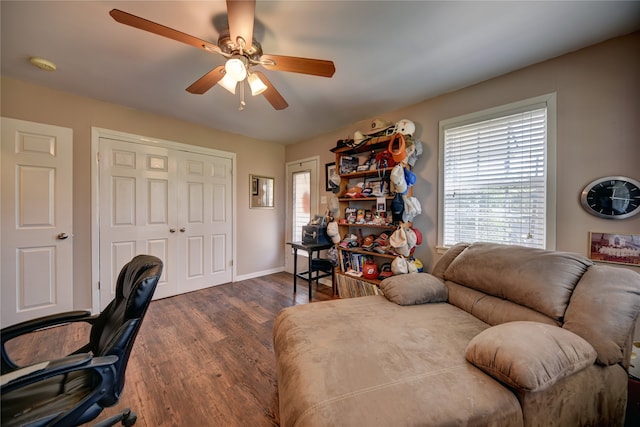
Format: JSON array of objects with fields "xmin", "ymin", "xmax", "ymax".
[{"xmin": 4, "ymin": 272, "xmax": 337, "ymax": 427}]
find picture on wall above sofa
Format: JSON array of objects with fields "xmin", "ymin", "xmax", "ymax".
[{"xmin": 588, "ymin": 232, "xmax": 640, "ymax": 266}]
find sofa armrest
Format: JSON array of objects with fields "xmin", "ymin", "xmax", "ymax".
[
  {"xmin": 465, "ymin": 321, "xmax": 596, "ymax": 392},
  {"xmin": 380, "ymin": 273, "xmax": 448, "ymax": 306}
]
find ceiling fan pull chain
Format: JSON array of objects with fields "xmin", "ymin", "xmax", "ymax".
[{"xmin": 239, "ymin": 81, "xmax": 246, "ymax": 111}]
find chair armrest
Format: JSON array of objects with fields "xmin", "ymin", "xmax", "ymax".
[
  {"xmin": 1, "ymin": 310, "xmax": 95, "ymax": 342},
  {"xmin": 1, "ymin": 353, "xmax": 118, "ymax": 394},
  {"xmin": 0, "ymin": 361, "xmax": 50, "ymax": 386},
  {"xmin": 2, "ymin": 310, "xmax": 96, "ymax": 373}
]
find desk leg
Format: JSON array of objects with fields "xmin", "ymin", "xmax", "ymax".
[
  {"xmin": 292, "ymin": 247, "xmax": 298, "ymax": 294},
  {"xmin": 308, "ymin": 251, "xmax": 313, "ymax": 300}
]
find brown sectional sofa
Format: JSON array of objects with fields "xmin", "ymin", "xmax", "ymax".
[{"xmin": 273, "ymin": 242, "xmax": 640, "ymax": 426}]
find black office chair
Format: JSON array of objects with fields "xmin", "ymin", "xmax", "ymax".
[{"xmin": 1, "ymin": 254, "xmax": 163, "ymax": 427}]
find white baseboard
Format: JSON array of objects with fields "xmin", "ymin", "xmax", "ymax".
[
  {"xmin": 235, "ymin": 266, "xmax": 285, "ymax": 282},
  {"xmin": 235, "ymin": 267, "xmax": 332, "ymax": 289}
]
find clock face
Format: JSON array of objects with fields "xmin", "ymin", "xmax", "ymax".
[{"xmin": 580, "ymin": 176, "xmax": 640, "ymax": 219}]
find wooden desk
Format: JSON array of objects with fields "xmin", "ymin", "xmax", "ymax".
[{"xmin": 287, "ymin": 241, "xmax": 334, "ymax": 300}]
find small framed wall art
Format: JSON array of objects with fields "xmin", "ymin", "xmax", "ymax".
[
  {"xmin": 588, "ymin": 232, "xmax": 640, "ymax": 266},
  {"xmin": 325, "ymin": 162, "xmax": 336, "ymax": 191}
]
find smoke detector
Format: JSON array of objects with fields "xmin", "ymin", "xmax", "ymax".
[{"xmin": 29, "ymin": 57, "xmax": 57, "ymax": 71}]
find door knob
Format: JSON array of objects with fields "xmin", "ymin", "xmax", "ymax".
[
  {"xmin": 57, "ymin": 233, "xmax": 69, "ymax": 240},
  {"xmin": 169, "ymin": 228, "xmax": 176, "ymax": 233},
  {"xmin": 180, "ymin": 227, "xmax": 186, "ymax": 232}
]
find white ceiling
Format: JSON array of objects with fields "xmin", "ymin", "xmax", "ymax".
[{"xmin": 2, "ymin": 1, "xmax": 639, "ymax": 144}]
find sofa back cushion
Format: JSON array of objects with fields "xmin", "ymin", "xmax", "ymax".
[
  {"xmin": 563, "ymin": 265, "xmax": 640, "ymax": 366},
  {"xmin": 447, "ymin": 282, "xmax": 559, "ymax": 326},
  {"xmin": 443, "ymin": 243, "xmax": 592, "ymax": 322},
  {"xmin": 431, "ymin": 243, "xmax": 469, "ymax": 279}
]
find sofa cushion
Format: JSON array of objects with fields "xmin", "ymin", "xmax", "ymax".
[
  {"xmin": 466, "ymin": 321, "xmax": 597, "ymax": 392},
  {"xmin": 563, "ymin": 265, "xmax": 640, "ymax": 366},
  {"xmin": 443, "ymin": 243, "xmax": 592, "ymax": 321},
  {"xmin": 380, "ymin": 273, "xmax": 448, "ymax": 305},
  {"xmin": 274, "ymin": 296, "xmax": 523, "ymax": 427},
  {"xmin": 447, "ymin": 282, "xmax": 559, "ymax": 326},
  {"xmin": 431, "ymin": 242, "xmax": 469, "ymax": 279}
]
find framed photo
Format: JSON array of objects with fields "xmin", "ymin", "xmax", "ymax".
[
  {"xmin": 325, "ymin": 162, "xmax": 336, "ymax": 191},
  {"xmin": 588, "ymin": 232, "xmax": 640, "ymax": 266}
]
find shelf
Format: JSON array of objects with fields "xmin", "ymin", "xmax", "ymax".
[
  {"xmin": 338, "ymin": 196, "xmax": 393, "ymax": 202},
  {"xmin": 332, "ymin": 135, "xmax": 393, "ymax": 155},
  {"xmin": 337, "ymin": 270, "xmax": 382, "ymax": 286},
  {"xmin": 339, "ymin": 247, "xmax": 396, "ymax": 260},
  {"xmin": 339, "ymin": 223, "xmax": 395, "ymax": 230},
  {"xmin": 339, "ymin": 167, "xmax": 392, "ymax": 180}
]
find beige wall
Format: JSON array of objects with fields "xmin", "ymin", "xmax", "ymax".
[
  {"xmin": 1, "ymin": 76, "xmax": 286, "ymax": 308},
  {"xmin": 2, "ymin": 32, "xmax": 639, "ymax": 310},
  {"xmin": 287, "ymin": 32, "xmax": 640, "ymax": 272}
]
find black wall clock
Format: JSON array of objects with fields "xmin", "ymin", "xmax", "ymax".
[{"xmin": 580, "ymin": 176, "xmax": 640, "ymax": 219}]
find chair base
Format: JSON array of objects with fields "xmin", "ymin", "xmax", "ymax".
[{"xmin": 93, "ymin": 408, "xmax": 137, "ymax": 427}]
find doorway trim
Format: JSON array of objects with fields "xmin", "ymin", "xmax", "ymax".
[
  {"xmin": 90, "ymin": 127, "xmax": 237, "ymax": 313},
  {"xmin": 285, "ymin": 156, "xmax": 319, "ymax": 273}
]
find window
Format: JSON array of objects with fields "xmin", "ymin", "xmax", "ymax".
[
  {"xmin": 438, "ymin": 94, "xmax": 556, "ymax": 250},
  {"xmin": 292, "ymin": 170, "xmax": 311, "ymax": 243}
]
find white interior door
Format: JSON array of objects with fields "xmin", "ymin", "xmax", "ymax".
[
  {"xmin": 1, "ymin": 117, "xmax": 73, "ymax": 327},
  {"xmin": 98, "ymin": 137, "xmax": 178, "ymax": 309},
  {"xmin": 177, "ymin": 151, "xmax": 233, "ymax": 293}
]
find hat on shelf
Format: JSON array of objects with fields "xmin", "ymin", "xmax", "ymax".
[
  {"xmin": 388, "ymin": 133, "xmax": 407, "ymax": 163},
  {"xmin": 391, "ymin": 192, "xmax": 404, "ymax": 222},
  {"xmin": 378, "ymin": 263, "xmax": 393, "ymax": 279},
  {"xmin": 389, "ymin": 226, "xmax": 410, "ymax": 257},
  {"xmin": 390, "ymin": 164, "xmax": 407, "ymax": 194},
  {"xmin": 327, "ymin": 221, "xmax": 341, "ymax": 244},
  {"xmin": 352, "ymin": 131, "xmax": 371, "ymax": 147},
  {"xmin": 411, "ymin": 227, "xmax": 423, "ymax": 246},
  {"xmin": 330, "ymin": 138, "xmax": 352, "ymax": 152},
  {"xmin": 405, "ymin": 137, "xmax": 423, "ymax": 167},
  {"xmin": 391, "ymin": 256, "xmax": 409, "ymax": 274},
  {"xmin": 393, "ymin": 119, "xmax": 415, "ymax": 136},
  {"xmin": 402, "ymin": 195, "xmax": 422, "ymax": 223},
  {"xmin": 362, "ymin": 118, "xmax": 394, "ymax": 136}
]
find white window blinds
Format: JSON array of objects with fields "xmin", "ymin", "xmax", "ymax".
[
  {"xmin": 292, "ymin": 170, "xmax": 311, "ymax": 243},
  {"xmin": 442, "ymin": 105, "xmax": 548, "ymax": 249}
]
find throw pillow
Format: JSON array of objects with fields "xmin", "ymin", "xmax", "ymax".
[
  {"xmin": 380, "ymin": 273, "xmax": 448, "ymax": 305},
  {"xmin": 465, "ymin": 321, "xmax": 597, "ymax": 392}
]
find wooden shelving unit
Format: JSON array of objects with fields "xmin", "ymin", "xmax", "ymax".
[{"xmin": 333, "ymin": 134, "xmax": 414, "ymax": 296}]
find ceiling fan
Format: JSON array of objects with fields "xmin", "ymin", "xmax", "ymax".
[{"xmin": 109, "ymin": 0, "xmax": 335, "ymax": 110}]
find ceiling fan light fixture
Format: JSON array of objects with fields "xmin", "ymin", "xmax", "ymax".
[
  {"xmin": 224, "ymin": 57, "xmax": 247, "ymax": 81},
  {"xmin": 248, "ymin": 72, "xmax": 267, "ymax": 96},
  {"xmin": 218, "ymin": 72, "xmax": 238, "ymax": 94}
]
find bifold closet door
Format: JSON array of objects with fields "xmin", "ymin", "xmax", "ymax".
[
  {"xmin": 98, "ymin": 138, "xmax": 233, "ymax": 310},
  {"xmin": 175, "ymin": 150, "xmax": 232, "ymax": 294}
]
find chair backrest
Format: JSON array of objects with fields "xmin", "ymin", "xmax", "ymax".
[{"xmin": 88, "ymin": 255, "xmax": 162, "ymax": 401}]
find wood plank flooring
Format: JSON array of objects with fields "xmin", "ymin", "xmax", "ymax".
[{"xmin": 4, "ymin": 272, "xmax": 337, "ymax": 427}]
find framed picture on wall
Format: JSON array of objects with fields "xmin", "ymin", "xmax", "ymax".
[
  {"xmin": 588, "ymin": 232, "xmax": 640, "ymax": 266},
  {"xmin": 325, "ymin": 162, "xmax": 336, "ymax": 191},
  {"xmin": 252, "ymin": 176, "xmax": 258, "ymax": 195}
]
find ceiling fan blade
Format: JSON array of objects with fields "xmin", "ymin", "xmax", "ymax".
[
  {"xmin": 260, "ymin": 54, "xmax": 335, "ymax": 78},
  {"xmin": 186, "ymin": 66, "xmax": 225, "ymax": 94},
  {"xmin": 109, "ymin": 9, "xmax": 223, "ymax": 56},
  {"xmin": 253, "ymin": 71, "xmax": 288, "ymax": 110},
  {"xmin": 226, "ymin": 0, "xmax": 255, "ymax": 51}
]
